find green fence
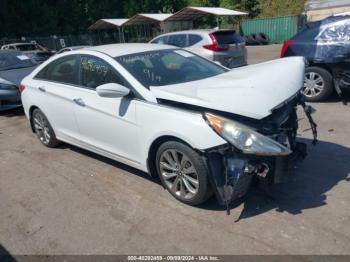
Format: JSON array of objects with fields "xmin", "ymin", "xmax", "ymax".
[{"xmin": 241, "ymin": 15, "xmax": 306, "ymax": 44}]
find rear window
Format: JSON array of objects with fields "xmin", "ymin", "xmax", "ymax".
[
  {"xmin": 17, "ymin": 45, "xmax": 38, "ymax": 51},
  {"xmin": 0, "ymin": 52, "xmax": 37, "ymax": 71},
  {"xmin": 188, "ymin": 34, "xmax": 202, "ymax": 46},
  {"xmin": 212, "ymin": 31, "xmax": 244, "ymax": 44},
  {"xmin": 168, "ymin": 35, "xmax": 187, "ymax": 48}
]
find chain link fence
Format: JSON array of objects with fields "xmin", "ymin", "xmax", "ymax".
[{"xmin": 0, "ymin": 30, "xmax": 125, "ymax": 51}]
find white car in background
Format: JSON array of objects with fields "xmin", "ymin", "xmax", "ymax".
[
  {"xmin": 150, "ymin": 29, "xmax": 247, "ymax": 68},
  {"xmin": 20, "ymin": 44, "xmax": 315, "ymax": 209}
]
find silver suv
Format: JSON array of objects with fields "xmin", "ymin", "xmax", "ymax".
[{"xmin": 150, "ymin": 29, "xmax": 247, "ymax": 68}]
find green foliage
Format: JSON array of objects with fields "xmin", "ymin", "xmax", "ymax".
[
  {"xmin": 258, "ymin": 0, "xmax": 306, "ymax": 18},
  {"xmin": 0, "ymin": 0, "xmax": 305, "ymax": 38}
]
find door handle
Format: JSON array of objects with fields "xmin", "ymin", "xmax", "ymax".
[
  {"xmin": 73, "ymin": 98, "xmax": 86, "ymax": 107},
  {"xmin": 38, "ymin": 87, "xmax": 46, "ymax": 92}
]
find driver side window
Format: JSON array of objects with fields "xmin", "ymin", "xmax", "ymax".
[{"xmin": 79, "ymin": 56, "xmax": 125, "ymax": 90}]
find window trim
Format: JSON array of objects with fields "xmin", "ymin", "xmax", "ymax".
[{"xmin": 35, "ymin": 53, "xmax": 145, "ymax": 100}]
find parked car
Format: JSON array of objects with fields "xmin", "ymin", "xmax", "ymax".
[
  {"xmin": 281, "ymin": 15, "xmax": 350, "ymax": 102},
  {"xmin": 20, "ymin": 44, "xmax": 316, "ymax": 209},
  {"xmin": 0, "ymin": 50, "xmax": 37, "ymax": 111},
  {"xmin": 1, "ymin": 43, "xmax": 54, "ymax": 64},
  {"xmin": 56, "ymin": 46, "xmax": 90, "ymax": 55},
  {"xmin": 150, "ymin": 30, "xmax": 247, "ymax": 69}
]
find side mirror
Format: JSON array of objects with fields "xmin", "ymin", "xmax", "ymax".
[{"xmin": 96, "ymin": 83, "xmax": 130, "ymax": 98}]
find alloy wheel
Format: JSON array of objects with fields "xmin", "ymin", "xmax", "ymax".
[
  {"xmin": 304, "ymin": 72, "xmax": 325, "ymax": 98},
  {"xmin": 33, "ymin": 113, "xmax": 51, "ymax": 145},
  {"xmin": 159, "ymin": 149, "xmax": 199, "ymax": 200}
]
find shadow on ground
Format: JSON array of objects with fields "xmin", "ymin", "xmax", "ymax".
[
  {"xmin": 0, "ymin": 244, "xmax": 16, "ymax": 262},
  {"xmin": 201, "ymin": 138, "xmax": 350, "ymax": 221},
  {"xmin": 319, "ymin": 90, "xmax": 350, "ymax": 104},
  {"xmin": 63, "ymin": 144, "xmax": 160, "ymax": 185},
  {"xmin": 0, "ymin": 107, "xmax": 24, "ymax": 117},
  {"xmin": 62, "ymin": 137, "xmax": 350, "ymax": 221}
]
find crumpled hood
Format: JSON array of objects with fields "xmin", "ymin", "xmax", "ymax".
[{"xmin": 150, "ymin": 57, "xmax": 305, "ymax": 120}]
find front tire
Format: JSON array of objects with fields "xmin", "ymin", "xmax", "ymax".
[
  {"xmin": 304, "ymin": 66, "xmax": 333, "ymax": 102},
  {"xmin": 32, "ymin": 109, "xmax": 60, "ymax": 148},
  {"xmin": 156, "ymin": 141, "xmax": 212, "ymax": 206}
]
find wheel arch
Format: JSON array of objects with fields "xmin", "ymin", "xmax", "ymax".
[
  {"xmin": 28, "ymin": 105, "xmax": 40, "ymax": 132},
  {"xmin": 146, "ymin": 135, "xmax": 198, "ymax": 178},
  {"xmin": 307, "ymin": 63, "xmax": 334, "ymax": 77}
]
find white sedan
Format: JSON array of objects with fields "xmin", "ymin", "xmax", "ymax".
[{"xmin": 20, "ymin": 44, "xmax": 315, "ymax": 208}]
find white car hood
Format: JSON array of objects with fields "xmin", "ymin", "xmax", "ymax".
[{"xmin": 150, "ymin": 57, "xmax": 305, "ymax": 120}]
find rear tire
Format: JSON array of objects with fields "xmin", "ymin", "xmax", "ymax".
[
  {"xmin": 32, "ymin": 109, "xmax": 60, "ymax": 148},
  {"xmin": 156, "ymin": 141, "xmax": 213, "ymax": 206},
  {"xmin": 304, "ymin": 66, "xmax": 333, "ymax": 102},
  {"xmin": 247, "ymin": 34, "xmax": 260, "ymax": 45},
  {"xmin": 256, "ymin": 33, "xmax": 270, "ymax": 45}
]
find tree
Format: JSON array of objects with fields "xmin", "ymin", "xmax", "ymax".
[{"xmin": 258, "ymin": 0, "xmax": 305, "ymax": 17}]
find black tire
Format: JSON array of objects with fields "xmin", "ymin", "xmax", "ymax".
[
  {"xmin": 32, "ymin": 108, "xmax": 60, "ymax": 148},
  {"xmin": 256, "ymin": 33, "xmax": 270, "ymax": 45},
  {"xmin": 244, "ymin": 35, "xmax": 253, "ymax": 46},
  {"xmin": 156, "ymin": 141, "xmax": 213, "ymax": 206},
  {"xmin": 247, "ymin": 34, "xmax": 260, "ymax": 45},
  {"xmin": 304, "ymin": 66, "xmax": 334, "ymax": 102}
]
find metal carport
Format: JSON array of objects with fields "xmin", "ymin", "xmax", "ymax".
[
  {"xmin": 165, "ymin": 6, "xmax": 248, "ymax": 28},
  {"xmin": 122, "ymin": 14, "xmax": 173, "ymax": 40},
  {"xmin": 88, "ymin": 19, "xmax": 129, "ymax": 42}
]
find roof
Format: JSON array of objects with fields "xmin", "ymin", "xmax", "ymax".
[
  {"xmin": 165, "ymin": 6, "xmax": 248, "ymax": 21},
  {"xmin": 87, "ymin": 43, "xmax": 176, "ymax": 57},
  {"xmin": 88, "ymin": 19, "xmax": 129, "ymax": 30},
  {"xmin": 123, "ymin": 13, "xmax": 173, "ymax": 26},
  {"xmin": 152, "ymin": 28, "xmax": 235, "ymax": 37}
]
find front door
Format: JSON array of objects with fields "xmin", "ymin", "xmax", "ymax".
[{"xmin": 73, "ymin": 55, "xmax": 140, "ymax": 165}]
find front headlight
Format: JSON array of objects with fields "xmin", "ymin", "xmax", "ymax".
[{"xmin": 204, "ymin": 113, "xmax": 292, "ymax": 156}]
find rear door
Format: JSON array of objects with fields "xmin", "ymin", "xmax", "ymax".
[
  {"xmin": 73, "ymin": 54, "xmax": 140, "ymax": 165},
  {"xmin": 32, "ymin": 55, "xmax": 81, "ymax": 141},
  {"xmin": 212, "ymin": 30, "xmax": 247, "ymax": 68}
]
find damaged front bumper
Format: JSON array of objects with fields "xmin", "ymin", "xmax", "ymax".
[
  {"xmin": 204, "ymin": 96, "xmax": 317, "ymax": 214},
  {"xmin": 206, "ymin": 142, "xmax": 306, "ymax": 208}
]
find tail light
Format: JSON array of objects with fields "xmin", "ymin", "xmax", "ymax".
[
  {"xmin": 19, "ymin": 84, "xmax": 25, "ymax": 93},
  {"xmin": 281, "ymin": 39, "xmax": 295, "ymax": 58},
  {"xmin": 203, "ymin": 34, "xmax": 229, "ymax": 52}
]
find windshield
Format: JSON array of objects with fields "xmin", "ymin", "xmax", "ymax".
[
  {"xmin": 0, "ymin": 52, "xmax": 37, "ymax": 71},
  {"xmin": 115, "ymin": 49, "xmax": 227, "ymax": 87}
]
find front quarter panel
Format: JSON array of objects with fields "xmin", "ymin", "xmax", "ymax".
[{"xmin": 135, "ymin": 100, "xmax": 227, "ymax": 171}]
